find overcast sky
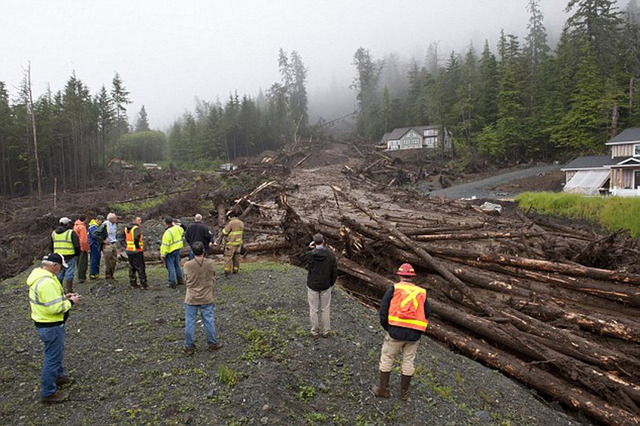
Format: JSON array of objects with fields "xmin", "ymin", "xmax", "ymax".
[{"xmin": 2, "ymin": 1, "xmax": 579, "ymax": 129}]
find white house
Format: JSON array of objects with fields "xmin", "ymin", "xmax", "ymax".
[{"xmin": 562, "ymin": 128, "xmax": 640, "ymax": 196}]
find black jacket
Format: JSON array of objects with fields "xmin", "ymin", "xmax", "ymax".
[
  {"xmin": 184, "ymin": 222, "xmax": 213, "ymax": 248},
  {"xmin": 299, "ymin": 246, "xmax": 338, "ymax": 292},
  {"xmin": 379, "ymin": 284, "xmax": 432, "ymax": 342},
  {"xmin": 49, "ymin": 226, "xmax": 81, "ymax": 257}
]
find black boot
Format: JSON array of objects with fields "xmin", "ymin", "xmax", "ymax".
[
  {"xmin": 371, "ymin": 371, "xmax": 391, "ymax": 398},
  {"xmin": 400, "ymin": 375, "xmax": 412, "ymax": 400}
]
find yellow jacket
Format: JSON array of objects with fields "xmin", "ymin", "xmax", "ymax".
[
  {"xmin": 223, "ymin": 218, "xmax": 244, "ymax": 246},
  {"xmin": 161, "ymin": 225, "xmax": 184, "ymax": 256},
  {"xmin": 27, "ymin": 267, "xmax": 72, "ymax": 324}
]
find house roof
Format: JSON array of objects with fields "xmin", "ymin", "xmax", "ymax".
[
  {"xmin": 606, "ymin": 128, "xmax": 640, "ymax": 145},
  {"xmin": 562, "ymin": 156, "xmax": 617, "ymax": 170},
  {"xmin": 380, "ymin": 126, "xmax": 437, "ymax": 142}
]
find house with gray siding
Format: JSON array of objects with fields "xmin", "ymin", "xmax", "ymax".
[{"xmin": 380, "ymin": 126, "xmax": 452, "ymax": 152}]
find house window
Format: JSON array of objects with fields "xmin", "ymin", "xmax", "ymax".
[{"xmin": 634, "ymin": 144, "xmax": 640, "ymax": 157}]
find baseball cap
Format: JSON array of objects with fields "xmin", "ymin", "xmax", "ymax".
[
  {"xmin": 59, "ymin": 217, "xmax": 72, "ymax": 225},
  {"xmin": 43, "ymin": 253, "xmax": 68, "ymax": 268}
]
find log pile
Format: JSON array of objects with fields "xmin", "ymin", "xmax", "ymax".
[{"xmin": 214, "ymin": 170, "xmax": 640, "ymax": 425}]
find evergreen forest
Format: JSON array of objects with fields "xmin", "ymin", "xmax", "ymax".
[{"xmin": 1, "ymin": 0, "xmax": 640, "ymax": 197}]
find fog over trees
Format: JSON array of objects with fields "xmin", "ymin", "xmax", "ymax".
[{"xmin": 1, "ymin": 0, "xmax": 639, "ymax": 196}]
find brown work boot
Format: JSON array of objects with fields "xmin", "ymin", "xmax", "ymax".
[
  {"xmin": 41, "ymin": 390, "xmax": 68, "ymax": 404},
  {"xmin": 400, "ymin": 374, "xmax": 412, "ymax": 400},
  {"xmin": 183, "ymin": 346, "xmax": 196, "ymax": 356},
  {"xmin": 207, "ymin": 342, "xmax": 224, "ymax": 351},
  {"xmin": 56, "ymin": 376, "xmax": 74, "ymax": 387},
  {"xmin": 64, "ymin": 280, "xmax": 73, "ymax": 294},
  {"xmin": 371, "ymin": 371, "xmax": 391, "ymax": 398}
]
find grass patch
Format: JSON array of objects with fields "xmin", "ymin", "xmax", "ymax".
[
  {"xmin": 515, "ymin": 192, "xmax": 640, "ymax": 237},
  {"xmin": 218, "ymin": 365, "xmax": 239, "ymax": 388},
  {"xmin": 239, "ymin": 308, "xmax": 293, "ymax": 361},
  {"xmin": 109, "ymin": 195, "xmax": 167, "ymax": 214}
]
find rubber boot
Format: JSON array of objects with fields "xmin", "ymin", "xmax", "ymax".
[
  {"xmin": 65, "ymin": 280, "xmax": 73, "ymax": 294},
  {"xmin": 371, "ymin": 371, "xmax": 391, "ymax": 398},
  {"xmin": 400, "ymin": 374, "xmax": 412, "ymax": 400}
]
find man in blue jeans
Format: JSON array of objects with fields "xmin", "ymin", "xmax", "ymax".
[
  {"xmin": 183, "ymin": 242, "xmax": 223, "ymax": 355},
  {"xmin": 160, "ymin": 217, "xmax": 185, "ymax": 288},
  {"xmin": 50, "ymin": 216, "xmax": 80, "ymax": 293},
  {"xmin": 27, "ymin": 253, "xmax": 82, "ymax": 404},
  {"xmin": 88, "ymin": 215, "xmax": 105, "ymax": 279}
]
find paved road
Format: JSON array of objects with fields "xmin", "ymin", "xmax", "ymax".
[{"xmin": 422, "ymin": 164, "xmax": 562, "ymax": 200}]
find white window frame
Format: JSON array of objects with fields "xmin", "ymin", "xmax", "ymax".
[{"xmin": 634, "ymin": 144, "xmax": 640, "ymax": 157}]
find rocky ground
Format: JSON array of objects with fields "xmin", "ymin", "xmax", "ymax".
[{"xmin": 1, "ymin": 260, "xmax": 581, "ymax": 425}]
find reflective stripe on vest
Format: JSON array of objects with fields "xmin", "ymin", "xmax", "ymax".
[
  {"xmin": 125, "ymin": 225, "xmax": 143, "ymax": 252},
  {"xmin": 52, "ymin": 229, "xmax": 74, "ymax": 255},
  {"xmin": 388, "ymin": 282, "xmax": 428, "ymax": 332},
  {"xmin": 28, "ymin": 268, "xmax": 70, "ymax": 322},
  {"xmin": 29, "ymin": 277, "xmax": 66, "ymax": 307},
  {"xmin": 162, "ymin": 225, "xmax": 183, "ymax": 254}
]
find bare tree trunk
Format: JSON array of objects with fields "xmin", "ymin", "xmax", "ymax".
[{"xmin": 26, "ymin": 63, "xmax": 42, "ymax": 198}]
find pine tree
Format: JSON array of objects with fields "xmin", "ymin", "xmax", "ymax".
[
  {"xmin": 111, "ymin": 72, "xmax": 131, "ymax": 137},
  {"xmin": 135, "ymin": 105, "xmax": 150, "ymax": 132}
]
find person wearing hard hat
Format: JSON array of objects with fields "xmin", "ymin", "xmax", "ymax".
[
  {"xmin": 28, "ymin": 253, "xmax": 82, "ymax": 404},
  {"xmin": 219, "ymin": 210, "xmax": 244, "ymax": 277},
  {"xmin": 371, "ymin": 263, "xmax": 431, "ymax": 401}
]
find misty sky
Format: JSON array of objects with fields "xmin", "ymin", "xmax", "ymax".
[{"xmin": 2, "ymin": 1, "xmax": 580, "ymax": 129}]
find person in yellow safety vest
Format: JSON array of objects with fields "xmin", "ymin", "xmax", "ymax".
[
  {"xmin": 49, "ymin": 217, "xmax": 80, "ymax": 294},
  {"xmin": 161, "ymin": 217, "xmax": 184, "ymax": 288},
  {"xmin": 372, "ymin": 263, "xmax": 431, "ymax": 401},
  {"xmin": 28, "ymin": 253, "xmax": 82, "ymax": 404},
  {"xmin": 220, "ymin": 210, "xmax": 244, "ymax": 277},
  {"xmin": 118, "ymin": 216, "xmax": 148, "ymax": 289}
]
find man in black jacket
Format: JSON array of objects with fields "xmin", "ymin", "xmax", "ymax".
[
  {"xmin": 299, "ymin": 233, "xmax": 338, "ymax": 338},
  {"xmin": 184, "ymin": 214, "xmax": 213, "ymax": 259},
  {"xmin": 49, "ymin": 217, "xmax": 81, "ymax": 293}
]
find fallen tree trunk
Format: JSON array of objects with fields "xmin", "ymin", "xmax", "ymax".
[
  {"xmin": 337, "ymin": 259, "xmax": 640, "ymax": 425},
  {"xmin": 428, "ymin": 247, "xmax": 640, "ymax": 287}
]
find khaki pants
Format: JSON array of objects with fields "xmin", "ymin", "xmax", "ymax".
[
  {"xmin": 103, "ymin": 243, "xmax": 118, "ymax": 279},
  {"xmin": 379, "ymin": 332, "xmax": 420, "ymax": 376},
  {"xmin": 308, "ymin": 287, "xmax": 331, "ymax": 335},
  {"xmin": 224, "ymin": 245, "xmax": 240, "ymax": 273}
]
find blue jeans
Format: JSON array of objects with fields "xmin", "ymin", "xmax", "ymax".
[
  {"xmin": 184, "ymin": 303, "xmax": 217, "ymax": 348},
  {"xmin": 36, "ymin": 324, "xmax": 65, "ymax": 397},
  {"xmin": 90, "ymin": 243, "xmax": 101, "ymax": 275},
  {"xmin": 165, "ymin": 250, "xmax": 183, "ymax": 285},
  {"xmin": 56, "ymin": 256, "xmax": 76, "ymax": 283}
]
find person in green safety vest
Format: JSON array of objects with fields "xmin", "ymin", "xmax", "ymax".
[{"xmin": 49, "ymin": 217, "xmax": 80, "ymax": 293}]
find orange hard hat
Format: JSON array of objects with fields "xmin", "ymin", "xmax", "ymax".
[{"xmin": 396, "ymin": 263, "xmax": 416, "ymax": 276}]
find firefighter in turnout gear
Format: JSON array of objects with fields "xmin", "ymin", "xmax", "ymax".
[
  {"xmin": 372, "ymin": 263, "xmax": 431, "ymax": 400},
  {"xmin": 118, "ymin": 216, "xmax": 148, "ymax": 289},
  {"xmin": 220, "ymin": 210, "xmax": 244, "ymax": 277}
]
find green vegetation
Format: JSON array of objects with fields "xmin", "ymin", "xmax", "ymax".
[
  {"xmin": 515, "ymin": 192, "xmax": 640, "ymax": 237},
  {"xmin": 109, "ymin": 194, "xmax": 167, "ymax": 214},
  {"xmin": 239, "ymin": 308, "xmax": 293, "ymax": 361},
  {"xmin": 218, "ymin": 365, "xmax": 239, "ymax": 388}
]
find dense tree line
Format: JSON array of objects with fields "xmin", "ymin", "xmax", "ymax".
[
  {"xmin": 352, "ymin": 0, "xmax": 640, "ymax": 163},
  {"xmin": 2, "ymin": 0, "xmax": 638, "ymax": 196},
  {"xmin": 0, "ymin": 71, "xmax": 164, "ymax": 196},
  {"xmin": 167, "ymin": 49, "xmax": 312, "ymax": 165}
]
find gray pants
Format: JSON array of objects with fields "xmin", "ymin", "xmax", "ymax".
[{"xmin": 308, "ymin": 287, "xmax": 331, "ymax": 335}]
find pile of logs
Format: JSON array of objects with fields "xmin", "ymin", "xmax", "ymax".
[{"xmin": 213, "ymin": 174, "xmax": 639, "ymax": 425}]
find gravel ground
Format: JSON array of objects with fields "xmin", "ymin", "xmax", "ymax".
[
  {"xmin": 423, "ymin": 164, "xmax": 562, "ymax": 200},
  {"xmin": 1, "ymin": 260, "xmax": 582, "ymax": 425}
]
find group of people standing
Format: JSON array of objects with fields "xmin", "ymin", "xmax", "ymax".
[
  {"xmin": 30, "ymin": 213, "xmax": 428, "ymax": 404},
  {"xmin": 29, "ymin": 211, "xmax": 244, "ymax": 403}
]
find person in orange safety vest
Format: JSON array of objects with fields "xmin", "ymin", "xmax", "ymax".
[
  {"xmin": 371, "ymin": 263, "xmax": 431, "ymax": 401},
  {"xmin": 118, "ymin": 216, "xmax": 148, "ymax": 289}
]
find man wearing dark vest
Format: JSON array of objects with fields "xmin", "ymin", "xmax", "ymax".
[
  {"xmin": 372, "ymin": 263, "xmax": 431, "ymax": 400},
  {"xmin": 50, "ymin": 217, "xmax": 80, "ymax": 293},
  {"xmin": 119, "ymin": 216, "xmax": 148, "ymax": 289}
]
